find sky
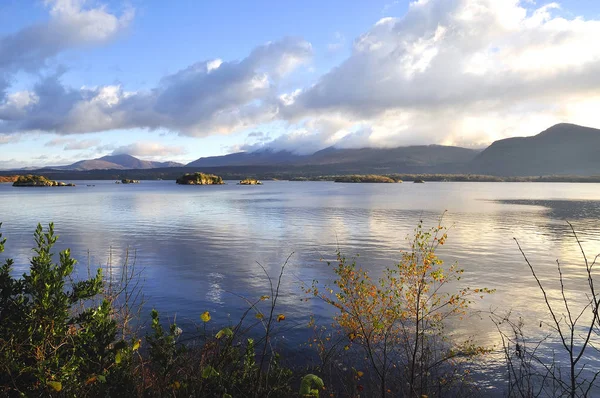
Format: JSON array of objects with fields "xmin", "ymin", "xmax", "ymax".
[{"xmin": 1, "ymin": 0, "xmax": 600, "ymax": 169}]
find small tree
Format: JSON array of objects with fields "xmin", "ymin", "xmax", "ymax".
[
  {"xmin": 0, "ymin": 223, "xmax": 129, "ymax": 396},
  {"xmin": 307, "ymin": 220, "xmax": 493, "ymax": 397}
]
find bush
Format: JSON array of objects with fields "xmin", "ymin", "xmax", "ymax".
[
  {"xmin": 306, "ymin": 220, "xmax": 493, "ymax": 397},
  {"xmin": 0, "ymin": 223, "xmax": 134, "ymax": 396}
]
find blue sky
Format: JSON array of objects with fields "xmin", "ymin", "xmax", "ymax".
[{"xmin": 1, "ymin": 0, "xmax": 600, "ymax": 168}]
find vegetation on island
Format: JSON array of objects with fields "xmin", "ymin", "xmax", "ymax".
[
  {"xmin": 175, "ymin": 172, "xmax": 224, "ymax": 185},
  {"xmin": 0, "ymin": 176, "xmax": 18, "ymax": 183},
  {"xmin": 333, "ymin": 175, "xmax": 398, "ymax": 183},
  {"xmin": 0, "ymin": 219, "xmax": 599, "ymax": 397},
  {"xmin": 121, "ymin": 179, "xmax": 140, "ymax": 184},
  {"xmin": 12, "ymin": 174, "xmax": 75, "ymax": 187},
  {"xmin": 238, "ymin": 178, "xmax": 263, "ymax": 185}
]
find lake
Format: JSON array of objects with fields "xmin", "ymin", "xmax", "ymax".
[{"xmin": 1, "ymin": 180, "xmax": 599, "ymax": 394}]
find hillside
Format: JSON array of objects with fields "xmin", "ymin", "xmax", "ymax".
[
  {"xmin": 470, "ymin": 123, "xmax": 600, "ymax": 176},
  {"xmin": 55, "ymin": 154, "xmax": 183, "ymax": 171},
  {"xmin": 187, "ymin": 150, "xmax": 301, "ymax": 167},
  {"xmin": 187, "ymin": 145, "xmax": 479, "ymax": 173}
]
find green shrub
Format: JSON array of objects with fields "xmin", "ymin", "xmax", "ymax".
[{"xmin": 0, "ymin": 223, "xmax": 132, "ymax": 396}]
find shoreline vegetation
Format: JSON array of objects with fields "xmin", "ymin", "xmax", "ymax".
[
  {"xmin": 5, "ymin": 171, "xmax": 600, "ymax": 183},
  {"xmin": 292, "ymin": 174, "xmax": 600, "ymax": 182},
  {"xmin": 333, "ymin": 175, "xmax": 398, "ymax": 183},
  {"xmin": 1, "ymin": 220, "xmax": 598, "ymax": 397},
  {"xmin": 12, "ymin": 174, "xmax": 75, "ymax": 187},
  {"xmin": 175, "ymin": 172, "xmax": 224, "ymax": 185},
  {"xmin": 0, "ymin": 176, "xmax": 18, "ymax": 183},
  {"xmin": 238, "ymin": 178, "xmax": 263, "ymax": 185}
]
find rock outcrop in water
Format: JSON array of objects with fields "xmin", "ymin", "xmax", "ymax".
[
  {"xmin": 121, "ymin": 179, "xmax": 140, "ymax": 184},
  {"xmin": 12, "ymin": 175, "xmax": 75, "ymax": 187},
  {"xmin": 238, "ymin": 178, "xmax": 262, "ymax": 185},
  {"xmin": 176, "ymin": 172, "xmax": 224, "ymax": 185}
]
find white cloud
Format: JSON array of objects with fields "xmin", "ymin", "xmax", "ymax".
[
  {"xmin": 0, "ymin": 0, "xmax": 132, "ymax": 74},
  {"xmin": 274, "ymin": 0, "xmax": 600, "ymax": 150},
  {"xmin": 111, "ymin": 142, "xmax": 187, "ymax": 157},
  {"xmin": 0, "ymin": 37, "xmax": 312, "ymax": 136},
  {"xmin": 2, "ymin": 0, "xmax": 600, "ymax": 155},
  {"xmin": 45, "ymin": 137, "xmax": 100, "ymax": 150}
]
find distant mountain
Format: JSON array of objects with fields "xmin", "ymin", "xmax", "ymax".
[
  {"xmin": 187, "ymin": 145, "xmax": 479, "ymax": 173},
  {"xmin": 304, "ymin": 145, "xmax": 478, "ymax": 167},
  {"xmin": 187, "ymin": 149, "xmax": 302, "ymax": 167},
  {"xmin": 469, "ymin": 123, "xmax": 600, "ymax": 176},
  {"xmin": 55, "ymin": 154, "xmax": 183, "ymax": 171}
]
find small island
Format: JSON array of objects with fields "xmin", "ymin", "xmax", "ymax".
[
  {"xmin": 334, "ymin": 175, "xmax": 398, "ymax": 183},
  {"xmin": 238, "ymin": 178, "xmax": 262, "ymax": 185},
  {"xmin": 176, "ymin": 172, "xmax": 224, "ymax": 185},
  {"xmin": 121, "ymin": 179, "xmax": 140, "ymax": 184},
  {"xmin": 12, "ymin": 175, "xmax": 75, "ymax": 187},
  {"xmin": 414, "ymin": 179, "xmax": 425, "ymax": 183}
]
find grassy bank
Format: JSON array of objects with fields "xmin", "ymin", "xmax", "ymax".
[{"xmin": 0, "ymin": 221, "xmax": 598, "ymax": 397}]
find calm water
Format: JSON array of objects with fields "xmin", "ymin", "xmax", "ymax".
[{"xmin": 2, "ymin": 180, "xmax": 600, "ymax": 393}]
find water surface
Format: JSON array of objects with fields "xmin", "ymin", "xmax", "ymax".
[{"xmin": 2, "ymin": 180, "xmax": 599, "ymax": 393}]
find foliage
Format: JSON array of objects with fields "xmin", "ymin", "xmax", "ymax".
[
  {"xmin": 307, "ymin": 220, "xmax": 494, "ymax": 397},
  {"xmin": 239, "ymin": 178, "xmax": 263, "ymax": 185},
  {"xmin": 0, "ymin": 223, "xmax": 132, "ymax": 396},
  {"xmin": 12, "ymin": 174, "xmax": 75, "ymax": 187},
  {"xmin": 333, "ymin": 175, "xmax": 397, "ymax": 183},
  {"xmin": 175, "ymin": 172, "xmax": 224, "ymax": 185},
  {"xmin": 299, "ymin": 374, "xmax": 324, "ymax": 397}
]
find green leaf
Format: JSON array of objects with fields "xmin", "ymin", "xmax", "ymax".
[
  {"xmin": 115, "ymin": 351, "xmax": 122, "ymax": 364},
  {"xmin": 47, "ymin": 381, "xmax": 62, "ymax": 392},
  {"xmin": 97, "ymin": 375, "xmax": 106, "ymax": 383},
  {"xmin": 202, "ymin": 366, "xmax": 219, "ymax": 379},
  {"xmin": 216, "ymin": 327, "xmax": 233, "ymax": 339}
]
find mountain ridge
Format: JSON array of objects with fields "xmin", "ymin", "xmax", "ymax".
[
  {"xmin": 49, "ymin": 154, "xmax": 184, "ymax": 171},
  {"xmin": 6, "ymin": 123, "xmax": 600, "ymax": 177},
  {"xmin": 469, "ymin": 123, "xmax": 600, "ymax": 176}
]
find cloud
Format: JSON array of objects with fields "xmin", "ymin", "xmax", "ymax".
[
  {"xmin": 0, "ymin": 134, "xmax": 20, "ymax": 145},
  {"xmin": 247, "ymin": 131, "xmax": 265, "ymax": 138},
  {"xmin": 2, "ymin": 0, "xmax": 600, "ymax": 156},
  {"xmin": 274, "ymin": 0, "xmax": 600, "ymax": 150},
  {"xmin": 0, "ymin": 0, "xmax": 132, "ymax": 74},
  {"xmin": 45, "ymin": 137, "xmax": 100, "ymax": 150},
  {"xmin": 111, "ymin": 142, "xmax": 187, "ymax": 157},
  {"xmin": 0, "ymin": 37, "xmax": 312, "ymax": 136}
]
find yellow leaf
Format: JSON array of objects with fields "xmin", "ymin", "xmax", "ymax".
[
  {"xmin": 133, "ymin": 339, "xmax": 141, "ymax": 351},
  {"xmin": 357, "ymin": 371, "xmax": 364, "ymax": 377},
  {"xmin": 277, "ymin": 314, "xmax": 285, "ymax": 322},
  {"xmin": 260, "ymin": 295, "xmax": 270, "ymax": 301},
  {"xmin": 85, "ymin": 376, "xmax": 97, "ymax": 385},
  {"xmin": 255, "ymin": 312, "xmax": 264, "ymax": 320},
  {"xmin": 47, "ymin": 381, "xmax": 62, "ymax": 392},
  {"xmin": 201, "ymin": 311, "xmax": 211, "ymax": 322}
]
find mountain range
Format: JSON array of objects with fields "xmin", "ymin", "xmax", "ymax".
[
  {"xmin": 5, "ymin": 123, "xmax": 600, "ymax": 177},
  {"xmin": 49, "ymin": 154, "xmax": 184, "ymax": 171}
]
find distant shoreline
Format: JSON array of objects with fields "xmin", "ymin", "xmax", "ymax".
[{"xmin": 3, "ymin": 172, "xmax": 600, "ymax": 183}]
